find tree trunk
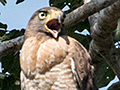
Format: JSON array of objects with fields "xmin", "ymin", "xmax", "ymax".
[{"xmin": 88, "ymin": 0, "xmax": 120, "ymax": 79}]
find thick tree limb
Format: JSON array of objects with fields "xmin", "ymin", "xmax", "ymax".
[
  {"xmin": 64, "ymin": 0, "xmax": 118, "ymax": 28},
  {"xmin": 88, "ymin": 0, "xmax": 120, "ymax": 79},
  {"xmin": 0, "ymin": 35, "xmax": 24, "ymax": 59}
]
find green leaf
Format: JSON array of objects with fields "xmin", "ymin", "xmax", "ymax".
[
  {"xmin": 0, "ymin": 22, "xmax": 7, "ymax": 30},
  {"xmin": 0, "ymin": 22, "xmax": 7, "ymax": 37},
  {"xmin": 96, "ymin": 60, "xmax": 115, "ymax": 88},
  {"xmin": 0, "ymin": 73, "xmax": 6, "ymax": 79},
  {"xmin": 69, "ymin": 0, "xmax": 83, "ymax": 10},
  {"xmin": 0, "ymin": 28, "xmax": 25, "ymax": 41},
  {"xmin": 2, "ymin": 52, "xmax": 21, "ymax": 80},
  {"xmin": 2, "ymin": 75, "xmax": 20, "ymax": 90},
  {"xmin": 68, "ymin": 30, "xmax": 91, "ymax": 50},
  {"xmin": 16, "ymin": 0, "xmax": 25, "ymax": 4},
  {"xmin": 49, "ymin": 0, "xmax": 66, "ymax": 9},
  {"xmin": 69, "ymin": 19, "xmax": 90, "ymax": 32},
  {"xmin": 0, "ymin": 30, "xmax": 7, "ymax": 36},
  {"xmin": 68, "ymin": 19, "xmax": 91, "ymax": 50},
  {"xmin": 0, "ymin": 0, "xmax": 7, "ymax": 6},
  {"xmin": 49, "ymin": 0, "xmax": 83, "ymax": 12},
  {"xmin": 1, "ymin": 51, "xmax": 21, "ymax": 90}
]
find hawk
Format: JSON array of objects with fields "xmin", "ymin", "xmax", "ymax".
[{"xmin": 20, "ymin": 7, "xmax": 98, "ymax": 90}]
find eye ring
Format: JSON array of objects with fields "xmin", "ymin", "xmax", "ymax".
[{"xmin": 39, "ymin": 12, "xmax": 47, "ymax": 19}]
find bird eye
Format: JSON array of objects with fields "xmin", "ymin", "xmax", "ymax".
[{"xmin": 39, "ymin": 12, "xmax": 47, "ymax": 19}]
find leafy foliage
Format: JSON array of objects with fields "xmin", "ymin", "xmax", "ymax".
[
  {"xmin": 49, "ymin": 0, "xmax": 83, "ymax": 11},
  {"xmin": 0, "ymin": 22, "xmax": 24, "ymax": 89},
  {"xmin": 68, "ymin": 29, "xmax": 91, "ymax": 50},
  {"xmin": 0, "ymin": 30, "xmax": 7, "ymax": 37},
  {"xmin": 2, "ymin": 75, "xmax": 20, "ymax": 90},
  {"xmin": 96, "ymin": 60, "xmax": 115, "ymax": 88},
  {"xmin": 1, "ymin": 52, "xmax": 20, "ymax": 90},
  {"xmin": 0, "ymin": 22, "xmax": 7, "ymax": 30},
  {"xmin": 49, "ymin": 0, "xmax": 66, "ymax": 9},
  {"xmin": 0, "ymin": 22, "xmax": 7, "ymax": 37},
  {"xmin": 68, "ymin": 19, "xmax": 91, "ymax": 49},
  {"xmin": 0, "ymin": 28, "xmax": 25, "ymax": 42}
]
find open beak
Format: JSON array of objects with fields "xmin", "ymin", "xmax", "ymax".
[{"xmin": 45, "ymin": 11, "xmax": 62, "ymax": 38}]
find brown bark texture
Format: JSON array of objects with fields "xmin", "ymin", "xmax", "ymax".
[{"xmin": 88, "ymin": 0, "xmax": 120, "ymax": 79}]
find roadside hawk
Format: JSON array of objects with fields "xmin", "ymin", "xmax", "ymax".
[{"xmin": 20, "ymin": 7, "xmax": 98, "ymax": 90}]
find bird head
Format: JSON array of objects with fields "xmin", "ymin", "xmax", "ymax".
[{"xmin": 26, "ymin": 7, "xmax": 65, "ymax": 39}]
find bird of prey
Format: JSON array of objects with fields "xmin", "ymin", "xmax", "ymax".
[{"xmin": 20, "ymin": 7, "xmax": 98, "ymax": 90}]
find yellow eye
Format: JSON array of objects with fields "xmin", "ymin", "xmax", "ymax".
[{"xmin": 39, "ymin": 12, "xmax": 47, "ymax": 19}]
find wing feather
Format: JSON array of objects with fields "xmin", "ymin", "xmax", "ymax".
[{"xmin": 69, "ymin": 38, "xmax": 98, "ymax": 90}]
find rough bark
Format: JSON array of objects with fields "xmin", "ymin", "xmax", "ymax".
[
  {"xmin": 0, "ymin": 35, "xmax": 24, "ymax": 59},
  {"xmin": 88, "ymin": 0, "xmax": 120, "ymax": 79},
  {"xmin": 64, "ymin": 0, "xmax": 118, "ymax": 28}
]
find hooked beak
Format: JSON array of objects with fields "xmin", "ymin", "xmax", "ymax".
[{"xmin": 45, "ymin": 11, "xmax": 62, "ymax": 38}]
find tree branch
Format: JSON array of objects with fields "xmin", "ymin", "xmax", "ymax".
[
  {"xmin": 88, "ymin": 0, "xmax": 120, "ymax": 79},
  {"xmin": 64, "ymin": 0, "xmax": 118, "ymax": 28},
  {"xmin": 0, "ymin": 35, "xmax": 24, "ymax": 59}
]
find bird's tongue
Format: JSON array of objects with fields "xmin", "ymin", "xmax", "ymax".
[
  {"xmin": 46, "ymin": 19, "xmax": 60, "ymax": 33},
  {"xmin": 52, "ymin": 30, "xmax": 58, "ymax": 33}
]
